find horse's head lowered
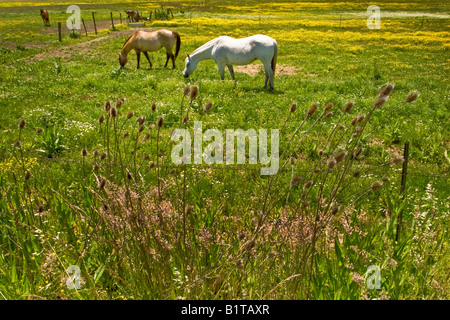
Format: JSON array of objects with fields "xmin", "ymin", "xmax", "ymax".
[
  {"xmin": 182, "ymin": 53, "xmax": 197, "ymax": 78},
  {"xmin": 118, "ymin": 53, "xmax": 127, "ymax": 68}
]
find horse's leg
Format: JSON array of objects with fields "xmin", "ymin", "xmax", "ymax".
[
  {"xmin": 263, "ymin": 63, "xmax": 274, "ymax": 89},
  {"xmin": 227, "ymin": 65, "xmax": 235, "ymax": 81},
  {"xmin": 136, "ymin": 52, "xmax": 141, "ymax": 69},
  {"xmin": 164, "ymin": 53, "xmax": 170, "ymax": 68},
  {"xmin": 217, "ymin": 63, "xmax": 226, "ymax": 80},
  {"xmin": 171, "ymin": 54, "xmax": 176, "ymax": 69},
  {"xmin": 143, "ymin": 52, "xmax": 152, "ymax": 69}
]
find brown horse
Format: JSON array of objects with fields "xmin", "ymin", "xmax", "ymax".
[
  {"xmin": 40, "ymin": 9, "xmax": 50, "ymax": 26},
  {"xmin": 119, "ymin": 29, "xmax": 181, "ymax": 69},
  {"xmin": 125, "ymin": 10, "xmax": 140, "ymax": 22}
]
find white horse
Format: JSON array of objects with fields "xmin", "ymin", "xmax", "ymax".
[{"xmin": 182, "ymin": 34, "xmax": 278, "ymax": 89}]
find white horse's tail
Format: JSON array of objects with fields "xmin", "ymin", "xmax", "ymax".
[{"xmin": 271, "ymin": 41, "xmax": 278, "ymax": 75}]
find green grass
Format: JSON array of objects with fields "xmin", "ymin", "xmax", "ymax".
[{"xmin": 0, "ymin": 0, "xmax": 448, "ymax": 300}]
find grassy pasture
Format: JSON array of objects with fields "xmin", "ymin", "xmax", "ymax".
[{"xmin": 0, "ymin": 0, "xmax": 448, "ymax": 300}]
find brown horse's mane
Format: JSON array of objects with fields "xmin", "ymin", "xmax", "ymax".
[{"xmin": 122, "ymin": 32, "xmax": 137, "ymax": 49}]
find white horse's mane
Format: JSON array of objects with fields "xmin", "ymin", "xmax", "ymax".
[{"xmin": 191, "ymin": 37, "xmax": 223, "ymax": 55}]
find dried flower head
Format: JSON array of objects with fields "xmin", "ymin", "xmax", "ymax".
[
  {"xmin": 123, "ymin": 131, "xmax": 130, "ymax": 138},
  {"xmin": 157, "ymin": 116, "xmax": 164, "ymax": 128},
  {"xmin": 331, "ymin": 206, "xmax": 339, "ymax": 216},
  {"xmin": 36, "ymin": 128, "xmax": 43, "ymax": 134},
  {"xmin": 338, "ymin": 124, "xmax": 345, "ymax": 130},
  {"xmin": 105, "ymin": 100, "xmax": 111, "ymax": 112},
  {"xmin": 110, "ymin": 107, "xmax": 117, "ymax": 118},
  {"xmin": 185, "ymin": 205, "xmax": 194, "ymax": 215},
  {"xmin": 151, "ymin": 103, "xmax": 157, "ymax": 112},
  {"xmin": 126, "ymin": 111, "xmax": 134, "ymax": 119},
  {"xmin": 149, "ymin": 161, "xmax": 156, "ymax": 168},
  {"xmin": 290, "ymin": 102, "xmax": 297, "ymax": 113},
  {"xmin": 126, "ymin": 169, "xmax": 133, "ymax": 180},
  {"xmin": 291, "ymin": 176, "xmax": 302, "ymax": 185},
  {"xmin": 139, "ymin": 125, "xmax": 145, "ymax": 133},
  {"xmin": 303, "ymin": 180, "xmax": 313, "ymax": 189},
  {"xmin": 371, "ymin": 181, "xmax": 383, "ymax": 190},
  {"xmin": 93, "ymin": 164, "xmax": 100, "ymax": 172},
  {"xmin": 100, "ymin": 152, "xmax": 107, "ymax": 160},
  {"xmin": 379, "ymin": 83, "xmax": 395, "ymax": 97},
  {"xmin": 136, "ymin": 116, "xmax": 146, "ymax": 125},
  {"xmin": 344, "ymin": 101, "xmax": 354, "ymax": 113},
  {"xmin": 318, "ymin": 150, "xmax": 324, "ymax": 156},
  {"xmin": 357, "ymin": 114, "xmax": 365, "ymax": 123},
  {"xmin": 290, "ymin": 157, "xmax": 295, "ymax": 165},
  {"xmin": 18, "ymin": 119, "xmax": 26, "ymax": 129},
  {"xmin": 148, "ymin": 124, "xmax": 155, "ymax": 130},
  {"xmin": 189, "ymin": 85, "xmax": 199, "ymax": 100},
  {"xmin": 116, "ymin": 97, "xmax": 125, "ymax": 108},
  {"xmin": 405, "ymin": 92, "xmax": 419, "ymax": 103},
  {"xmin": 204, "ymin": 101, "xmax": 213, "ymax": 112},
  {"xmin": 374, "ymin": 95, "xmax": 389, "ymax": 108},
  {"xmin": 98, "ymin": 176, "xmax": 107, "ymax": 189},
  {"xmin": 143, "ymin": 133, "xmax": 151, "ymax": 141},
  {"xmin": 24, "ymin": 170, "xmax": 31, "ymax": 180},
  {"xmin": 14, "ymin": 140, "xmax": 21, "ymax": 148},
  {"xmin": 350, "ymin": 116, "xmax": 359, "ymax": 126},
  {"xmin": 170, "ymin": 168, "xmax": 176, "ymax": 174},
  {"xmin": 324, "ymin": 102, "xmax": 333, "ymax": 111},
  {"xmin": 183, "ymin": 85, "xmax": 191, "ymax": 96},
  {"xmin": 93, "ymin": 149, "xmax": 99, "ymax": 157},
  {"xmin": 382, "ymin": 177, "xmax": 390, "ymax": 182},
  {"xmin": 307, "ymin": 103, "xmax": 318, "ymax": 116},
  {"xmin": 334, "ymin": 150, "xmax": 347, "ymax": 163},
  {"xmin": 98, "ymin": 114, "xmax": 105, "ymax": 124},
  {"xmin": 38, "ymin": 204, "xmax": 44, "ymax": 213},
  {"xmin": 143, "ymin": 154, "xmax": 150, "ymax": 160},
  {"xmin": 81, "ymin": 148, "xmax": 88, "ymax": 157},
  {"xmin": 327, "ymin": 158, "xmax": 337, "ymax": 169},
  {"xmin": 353, "ymin": 171, "xmax": 360, "ymax": 178}
]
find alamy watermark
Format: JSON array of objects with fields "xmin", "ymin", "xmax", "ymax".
[
  {"xmin": 367, "ymin": 5, "xmax": 381, "ymax": 29},
  {"xmin": 171, "ymin": 121, "xmax": 279, "ymax": 175},
  {"xmin": 366, "ymin": 265, "xmax": 381, "ymax": 289},
  {"xmin": 66, "ymin": 5, "xmax": 81, "ymax": 30},
  {"xmin": 66, "ymin": 265, "xmax": 82, "ymax": 290}
]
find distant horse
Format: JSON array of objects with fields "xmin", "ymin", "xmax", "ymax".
[
  {"xmin": 119, "ymin": 29, "xmax": 181, "ymax": 69},
  {"xmin": 182, "ymin": 34, "xmax": 278, "ymax": 89},
  {"xmin": 125, "ymin": 10, "xmax": 140, "ymax": 22},
  {"xmin": 40, "ymin": 9, "xmax": 50, "ymax": 26}
]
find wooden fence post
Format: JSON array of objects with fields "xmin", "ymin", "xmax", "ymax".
[
  {"xmin": 92, "ymin": 12, "xmax": 97, "ymax": 34},
  {"xmin": 110, "ymin": 12, "xmax": 115, "ymax": 31},
  {"xmin": 82, "ymin": 19, "xmax": 87, "ymax": 36},
  {"xmin": 58, "ymin": 22, "xmax": 62, "ymax": 41},
  {"xmin": 396, "ymin": 141, "xmax": 410, "ymax": 242}
]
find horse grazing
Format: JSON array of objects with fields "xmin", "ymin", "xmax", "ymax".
[
  {"xmin": 125, "ymin": 10, "xmax": 140, "ymax": 22},
  {"xmin": 119, "ymin": 29, "xmax": 181, "ymax": 69},
  {"xmin": 182, "ymin": 34, "xmax": 278, "ymax": 89},
  {"xmin": 40, "ymin": 9, "xmax": 50, "ymax": 26}
]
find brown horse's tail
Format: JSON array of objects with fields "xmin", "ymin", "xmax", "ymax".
[
  {"xmin": 173, "ymin": 31, "xmax": 181, "ymax": 59},
  {"xmin": 271, "ymin": 41, "xmax": 278, "ymax": 75}
]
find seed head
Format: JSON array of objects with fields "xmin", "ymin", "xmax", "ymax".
[
  {"xmin": 126, "ymin": 111, "xmax": 134, "ymax": 119},
  {"xmin": 38, "ymin": 204, "xmax": 44, "ymax": 213},
  {"xmin": 136, "ymin": 116, "xmax": 146, "ymax": 125},
  {"xmin": 353, "ymin": 171, "xmax": 361, "ymax": 178},
  {"xmin": 123, "ymin": 131, "xmax": 130, "ymax": 138},
  {"xmin": 148, "ymin": 124, "xmax": 155, "ymax": 130},
  {"xmin": 371, "ymin": 181, "xmax": 383, "ymax": 190},
  {"xmin": 291, "ymin": 176, "xmax": 302, "ymax": 185},
  {"xmin": 324, "ymin": 102, "xmax": 333, "ymax": 111},
  {"xmin": 143, "ymin": 154, "xmax": 150, "ymax": 160},
  {"xmin": 327, "ymin": 158, "xmax": 336, "ymax": 169},
  {"xmin": 138, "ymin": 125, "xmax": 145, "ymax": 133},
  {"xmin": 126, "ymin": 169, "xmax": 133, "ymax": 180},
  {"xmin": 24, "ymin": 171, "xmax": 31, "ymax": 180},
  {"xmin": 14, "ymin": 140, "xmax": 21, "ymax": 148},
  {"xmin": 374, "ymin": 95, "xmax": 389, "ymax": 108},
  {"xmin": 303, "ymin": 180, "xmax": 313, "ymax": 189},
  {"xmin": 143, "ymin": 133, "xmax": 151, "ymax": 141},
  {"xmin": 105, "ymin": 100, "xmax": 111, "ymax": 112},
  {"xmin": 338, "ymin": 124, "xmax": 345, "ymax": 130},
  {"xmin": 116, "ymin": 98, "xmax": 125, "ymax": 109},
  {"xmin": 290, "ymin": 102, "xmax": 297, "ymax": 113},
  {"xmin": 344, "ymin": 101, "xmax": 354, "ymax": 113},
  {"xmin": 325, "ymin": 111, "xmax": 333, "ymax": 118},
  {"xmin": 189, "ymin": 85, "xmax": 199, "ymax": 100},
  {"xmin": 379, "ymin": 83, "xmax": 395, "ymax": 97},
  {"xmin": 290, "ymin": 157, "xmax": 295, "ymax": 165},
  {"xmin": 183, "ymin": 85, "xmax": 190, "ymax": 96},
  {"xmin": 98, "ymin": 176, "xmax": 107, "ymax": 189},
  {"xmin": 36, "ymin": 128, "xmax": 43, "ymax": 134},
  {"xmin": 185, "ymin": 205, "xmax": 194, "ymax": 215},
  {"xmin": 307, "ymin": 103, "xmax": 318, "ymax": 116},
  {"xmin": 100, "ymin": 152, "xmax": 107, "ymax": 160},
  {"xmin": 149, "ymin": 161, "xmax": 156, "ymax": 168},
  {"xmin": 314, "ymin": 168, "xmax": 321, "ymax": 173},
  {"xmin": 204, "ymin": 101, "xmax": 213, "ymax": 112},
  {"xmin": 334, "ymin": 150, "xmax": 347, "ymax": 163},
  {"xmin": 406, "ymin": 92, "xmax": 419, "ymax": 103},
  {"xmin": 318, "ymin": 150, "xmax": 324, "ymax": 156},
  {"xmin": 81, "ymin": 148, "xmax": 88, "ymax": 157},
  {"xmin": 382, "ymin": 176, "xmax": 390, "ymax": 182},
  {"xmin": 170, "ymin": 168, "xmax": 176, "ymax": 174},
  {"xmin": 151, "ymin": 103, "xmax": 157, "ymax": 112},
  {"xmin": 331, "ymin": 206, "xmax": 339, "ymax": 216},
  {"xmin": 110, "ymin": 107, "xmax": 117, "ymax": 118},
  {"xmin": 18, "ymin": 119, "xmax": 26, "ymax": 129},
  {"xmin": 98, "ymin": 114, "xmax": 105, "ymax": 124},
  {"xmin": 157, "ymin": 116, "xmax": 164, "ymax": 128},
  {"xmin": 93, "ymin": 164, "xmax": 100, "ymax": 171}
]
